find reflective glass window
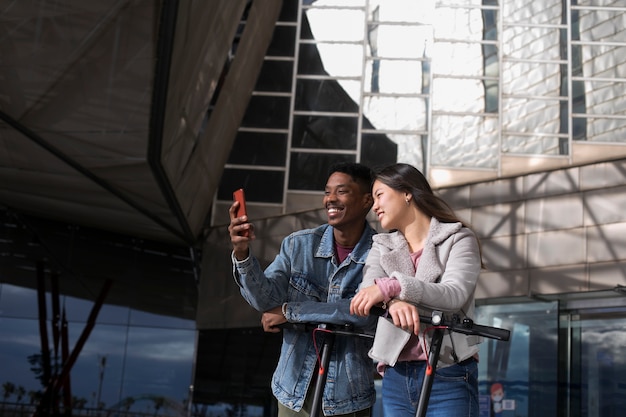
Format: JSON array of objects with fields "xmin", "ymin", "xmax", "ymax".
[
  {"xmin": 502, "ymin": 134, "xmax": 565, "ymax": 155},
  {"xmin": 295, "ymin": 79, "xmax": 360, "ymax": 112},
  {"xmin": 475, "ymin": 302, "xmax": 559, "ymax": 417},
  {"xmin": 364, "ymin": 59, "xmax": 426, "ymax": 94},
  {"xmin": 360, "ymin": 133, "xmax": 400, "ymax": 171},
  {"xmin": 297, "ymin": 43, "xmax": 327, "ymax": 75},
  {"xmin": 64, "ymin": 295, "xmax": 131, "ymax": 325},
  {"xmin": 299, "ymin": 43, "xmax": 363, "ymax": 76},
  {"xmin": 240, "ymin": 96, "xmax": 291, "ymax": 129},
  {"xmin": 120, "ymin": 326, "xmax": 195, "ymax": 402},
  {"xmin": 267, "ymin": 25, "xmax": 296, "ymax": 57},
  {"xmin": 291, "ymin": 115, "xmax": 358, "ymax": 150},
  {"xmin": 432, "ymin": 42, "xmax": 488, "ymax": 77},
  {"xmin": 256, "ymin": 60, "xmax": 294, "ymax": 92},
  {"xmin": 0, "ymin": 309, "xmax": 195, "ymax": 414},
  {"xmin": 505, "ymin": 0, "xmax": 562, "ymax": 25},
  {"xmin": 502, "ymin": 98, "xmax": 561, "ymax": 136},
  {"xmin": 227, "ymin": 132, "xmax": 288, "ymax": 166},
  {"xmin": 502, "ymin": 26, "xmax": 561, "ymax": 60},
  {"xmin": 432, "ymin": 78, "xmax": 486, "ymax": 113},
  {"xmin": 502, "ymin": 62, "xmax": 562, "ymax": 97},
  {"xmin": 363, "ymin": 96, "xmax": 428, "ymax": 131},
  {"xmin": 218, "ymin": 168, "xmax": 285, "ymax": 203},
  {"xmin": 369, "ymin": 0, "xmax": 426, "ymax": 23},
  {"xmin": 278, "ymin": 0, "xmax": 299, "ymax": 23},
  {"xmin": 574, "ymin": 309, "xmax": 626, "ymax": 415},
  {"xmin": 304, "ymin": 9, "xmax": 365, "ymax": 42},
  {"xmin": 434, "ymin": 6, "xmax": 488, "ymax": 42},
  {"xmin": 431, "ymin": 114, "xmax": 499, "ymax": 168},
  {"xmin": 0, "ymin": 284, "xmax": 47, "ymax": 319},
  {"xmin": 372, "ymin": 24, "xmax": 430, "ymax": 59},
  {"xmin": 288, "ymin": 153, "xmax": 355, "ymax": 191},
  {"xmin": 0, "ymin": 318, "xmax": 43, "ymax": 392}
]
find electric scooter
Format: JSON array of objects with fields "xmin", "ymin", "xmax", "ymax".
[{"xmin": 280, "ymin": 309, "xmax": 510, "ymax": 417}]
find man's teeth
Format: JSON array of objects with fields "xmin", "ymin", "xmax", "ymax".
[{"xmin": 328, "ymin": 208, "xmax": 341, "ymax": 213}]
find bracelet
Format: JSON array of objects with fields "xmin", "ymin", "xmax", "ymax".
[{"xmin": 281, "ymin": 302, "xmax": 288, "ymax": 319}]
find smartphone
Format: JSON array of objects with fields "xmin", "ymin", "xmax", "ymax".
[{"xmin": 233, "ymin": 188, "xmax": 249, "ymax": 237}]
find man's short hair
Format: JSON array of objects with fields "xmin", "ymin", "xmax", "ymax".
[{"xmin": 328, "ymin": 162, "xmax": 374, "ymax": 194}]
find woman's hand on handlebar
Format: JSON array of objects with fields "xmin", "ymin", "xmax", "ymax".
[
  {"xmin": 387, "ymin": 300, "xmax": 420, "ymax": 335},
  {"xmin": 350, "ymin": 285, "xmax": 384, "ymax": 316}
]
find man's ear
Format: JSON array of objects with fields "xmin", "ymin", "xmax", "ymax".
[{"xmin": 363, "ymin": 193, "xmax": 373, "ymax": 209}]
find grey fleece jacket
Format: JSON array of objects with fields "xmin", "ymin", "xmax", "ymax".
[{"xmin": 362, "ymin": 217, "xmax": 483, "ymax": 366}]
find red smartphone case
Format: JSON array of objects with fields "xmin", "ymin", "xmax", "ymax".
[{"xmin": 233, "ymin": 188, "xmax": 249, "ymax": 237}]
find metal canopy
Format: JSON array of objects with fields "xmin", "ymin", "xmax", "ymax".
[{"xmin": 0, "ymin": 0, "xmax": 280, "ymax": 246}]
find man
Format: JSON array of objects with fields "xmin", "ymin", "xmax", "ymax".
[{"xmin": 229, "ymin": 162, "xmax": 377, "ymax": 416}]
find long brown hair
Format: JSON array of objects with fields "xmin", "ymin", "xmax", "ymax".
[
  {"xmin": 375, "ymin": 163, "xmax": 484, "ymax": 267},
  {"xmin": 375, "ymin": 163, "xmax": 464, "ymax": 225}
]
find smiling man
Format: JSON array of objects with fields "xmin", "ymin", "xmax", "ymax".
[{"xmin": 229, "ymin": 162, "xmax": 377, "ymax": 417}]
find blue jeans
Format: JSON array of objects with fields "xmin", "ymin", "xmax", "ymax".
[{"xmin": 382, "ymin": 358, "xmax": 478, "ymax": 417}]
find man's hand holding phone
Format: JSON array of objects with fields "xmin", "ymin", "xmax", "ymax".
[{"xmin": 229, "ymin": 188, "xmax": 254, "ymax": 260}]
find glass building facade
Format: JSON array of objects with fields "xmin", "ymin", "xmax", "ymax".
[{"xmin": 2, "ymin": 1, "xmax": 625, "ymax": 417}]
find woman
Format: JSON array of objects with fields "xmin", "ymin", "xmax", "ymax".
[{"xmin": 350, "ymin": 163, "xmax": 483, "ymax": 417}]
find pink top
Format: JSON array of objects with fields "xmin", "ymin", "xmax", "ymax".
[{"xmin": 375, "ymin": 249, "xmax": 426, "ymax": 372}]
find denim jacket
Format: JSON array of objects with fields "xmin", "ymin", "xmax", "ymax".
[{"xmin": 232, "ymin": 222, "xmax": 378, "ymax": 415}]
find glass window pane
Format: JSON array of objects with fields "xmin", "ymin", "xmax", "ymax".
[
  {"xmin": 364, "ymin": 59, "xmax": 427, "ymax": 94},
  {"xmin": 586, "ymin": 117, "xmax": 626, "ymax": 144},
  {"xmin": 432, "ymin": 42, "xmax": 487, "ymax": 77},
  {"xmin": 300, "ymin": 43, "xmax": 363, "ymax": 76},
  {"xmin": 502, "ymin": 26, "xmax": 561, "ymax": 60},
  {"xmin": 292, "ymin": 115, "xmax": 358, "ymax": 149},
  {"xmin": 372, "ymin": 24, "xmax": 432, "ymax": 59},
  {"xmin": 267, "ymin": 25, "xmax": 296, "ymax": 57},
  {"xmin": 129, "ymin": 310, "xmax": 195, "ymax": 329},
  {"xmin": 0, "ymin": 318, "xmax": 44, "ymax": 394},
  {"xmin": 278, "ymin": 0, "xmax": 298, "ymax": 23},
  {"xmin": 431, "ymin": 114, "xmax": 499, "ymax": 168},
  {"xmin": 298, "ymin": 43, "xmax": 326, "ymax": 75},
  {"xmin": 0, "ymin": 284, "xmax": 47, "ymax": 319},
  {"xmin": 218, "ymin": 168, "xmax": 285, "ymax": 203},
  {"xmin": 505, "ymin": 0, "xmax": 563, "ymax": 25},
  {"xmin": 370, "ymin": 0, "xmax": 430, "ymax": 24},
  {"xmin": 305, "ymin": 9, "xmax": 365, "ymax": 42},
  {"xmin": 295, "ymin": 79, "xmax": 360, "ymax": 112},
  {"xmin": 362, "ymin": 96, "xmax": 427, "ymax": 131},
  {"xmin": 360, "ymin": 133, "xmax": 399, "ymax": 171},
  {"xmin": 434, "ymin": 6, "xmax": 488, "ymax": 41},
  {"xmin": 256, "ymin": 60, "xmax": 293, "ymax": 92},
  {"xmin": 388, "ymin": 133, "xmax": 425, "ymax": 170},
  {"xmin": 432, "ymin": 78, "xmax": 486, "ymax": 113},
  {"xmin": 502, "ymin": 61, "xmax": 562, "ymax": 97},
  {"xmin": 583, "ymin": 77, "xmax": 626, "ymax": 117},
  {"xmin": 475, "ymin": 302, "xmax": 559, "ymax": 417},
  {"xmin": 306, "ymin": 0, "xmax": 365, "ymax": 6},
  {"xmin": 120, "ymin": 326, "xmax": 195, "ymax": 403},
  {"xmin": 579, "ymin": 8, "xmax": 625, "ymax": 43},
  {"xmin": 502, "ymin": 134, "xmax": 565, "ymax": 155},
  {"xmin": 64, "ymin": 295, "xmax": 131, "ymax": 325},
  {"xmin": 577, "ymin": 312, "xmax": 626, "ymax": 415},
  {"xmin": 241, "ymin": 96, "xmax": 291, "ymax": 129},
  {"xmin": 227, "ymin": 132, "xmax": 288, "ymax": 166},
  {"xmin": 502, "ymin": 98, "xmax": 561, "ymax": 135},
  {"xmin": 288, "ymin": 153, "xmax": 356, "ymax": 191}
]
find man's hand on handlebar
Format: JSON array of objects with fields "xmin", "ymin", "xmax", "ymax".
[{"xmin": 261, "ymin": 306, "xmax": 286, "ymax": 333}]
